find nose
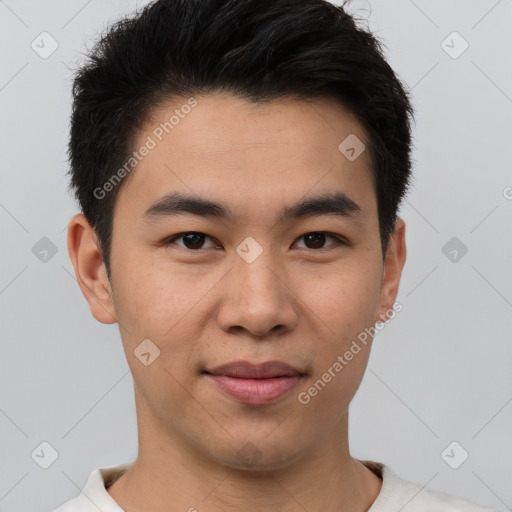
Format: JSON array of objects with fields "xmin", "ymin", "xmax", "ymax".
[{"xmin": 216, "ymin": 249, "xmax": 299, "ymax": 338}]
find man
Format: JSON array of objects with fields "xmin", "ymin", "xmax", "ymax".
[{"xmin": 52, "ymin": 0, "xmax": 500, "ymax": 510}]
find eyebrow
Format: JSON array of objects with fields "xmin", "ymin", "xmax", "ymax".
[{"xmin": 143, "ymin": 191, "xmax": 364, "ymax": 225}]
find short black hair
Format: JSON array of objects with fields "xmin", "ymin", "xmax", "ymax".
[{"xmin": 67, "ymin": 0, "xmax": 415, "ymax": 280}]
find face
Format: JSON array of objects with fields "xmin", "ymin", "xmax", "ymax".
[{"xmin": 69, "ymin": 92, "xmax": 406, "ymax": 471}]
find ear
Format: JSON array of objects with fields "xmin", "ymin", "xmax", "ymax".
[
  {"xmin": 67, "ymin": 213, "xmax": 117, "ymax": 324},
  {"xmin": 376, "ymin": 217, "xmax": 406, "ymax": 323}
]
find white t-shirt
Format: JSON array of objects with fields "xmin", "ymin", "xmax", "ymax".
[{"xmin": 49, "ymin": 459, "xmax": 502, "ymax": 512}]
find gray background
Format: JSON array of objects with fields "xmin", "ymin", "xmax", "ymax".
[{"xmin": 1, "ymin": 0, "xmax": 511, "ymax": 510}]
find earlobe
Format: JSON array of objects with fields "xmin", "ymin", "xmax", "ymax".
[
  {"xmin": 67, "ymin": 213, "xmax": 117, "ymax": 324},
  {"xmin": 376, "ymin": 217, "xmax": 407, "ymax": 323}
]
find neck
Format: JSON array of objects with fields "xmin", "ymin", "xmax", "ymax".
[{"xmin": 107, "ymin": 395, "xmax": 382, "ymax": 511}]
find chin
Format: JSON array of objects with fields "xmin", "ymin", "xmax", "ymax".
[{"xmin": 205, "ymin": 435, "xmax": 306, "ymax": 473}]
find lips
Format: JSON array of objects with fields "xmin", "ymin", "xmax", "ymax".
[
  {"xmin": 206, "ymin": 360, "xmax": 303, "ymax": 379},
  {"xmin": 204, "ymin": 360, "xmax": 305, "ymax": 405}
]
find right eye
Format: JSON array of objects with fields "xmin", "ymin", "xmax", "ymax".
[{"xmin": 163, "ymin": 232, "xmax": 221, "ymax": 250}]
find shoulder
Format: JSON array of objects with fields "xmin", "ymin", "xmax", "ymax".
[
  {"xmin": 361, "ymin": 460, "xmax": 503, "ymax": 512},
  {"xmin": 46, "ymin": 462, "xmax": 132, "ymax": 512}
]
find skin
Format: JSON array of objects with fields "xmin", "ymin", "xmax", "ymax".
[{"xmin": 67, "ymin": 92, "xmax": 406, "ymax": 512}]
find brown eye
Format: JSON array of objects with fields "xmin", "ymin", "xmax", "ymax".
[
  {"xmin": 165, "ymin": 232, "xmax": 218, "ymax": 250},
  {"xmin": 294, "ymin": 232, "xmax": 345, "ymax": 250}
]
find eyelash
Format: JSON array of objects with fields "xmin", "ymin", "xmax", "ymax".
[{"xmin": 163, "ymin": 231, "xmax": 349, "ymax": 251}]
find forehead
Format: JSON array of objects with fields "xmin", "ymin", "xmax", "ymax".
[
  {"xmin": 145, "ymin": 93, "xmax": 367, "ymax": 155},
  {"xmin": 113, "ymin": 93, "xmax": 377, "ymax": 227}
]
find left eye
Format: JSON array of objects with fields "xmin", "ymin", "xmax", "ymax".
[
  {"xmin": 294, "ymin": 232, "xmax": 345, "ymax": 250},
  {"xmin": 164, "ymin": 231, "xmax": 346, "ymax": 250}
]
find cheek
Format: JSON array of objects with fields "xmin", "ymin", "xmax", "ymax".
[
  {"xmin": 111, "ymin": 255, "xmax": 226, "ymax": 372},
  {"xmin": 113, "ymin": 253, "xmax": 198, "ymax": 333},
  {"xmin": 294, "ymin": 266, "xmax": 380, "ymax": 421},
  {"xmin": 112, "ymin": 260, "xmax": 207, "ymax": 404},
  {"xmin": 298, "ymin": 257, "xmax": 382, "ymax": 341}
]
